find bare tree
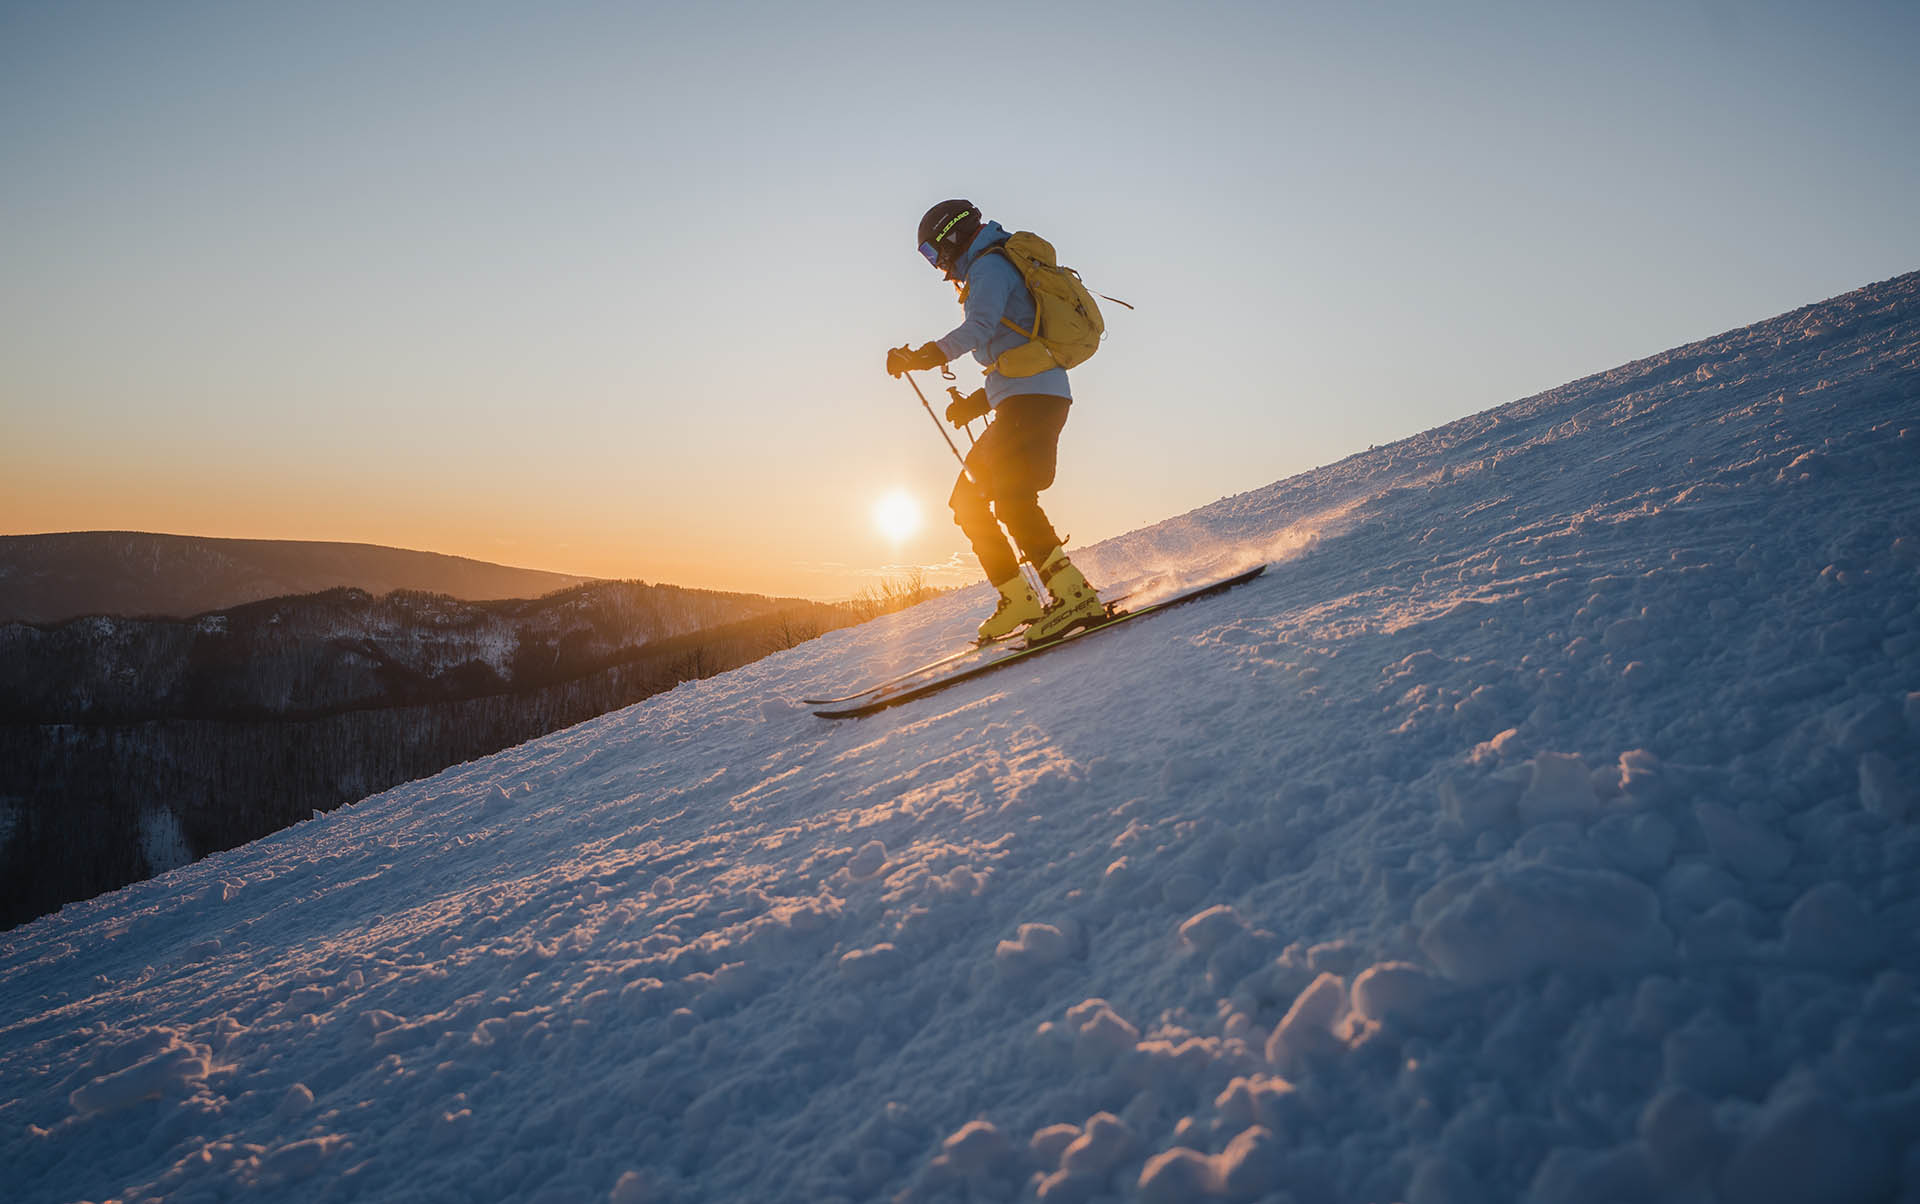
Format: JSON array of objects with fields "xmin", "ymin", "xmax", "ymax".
[{"xmin": 766, "ymin": 610, "xmax": 823, "ymax": 652}]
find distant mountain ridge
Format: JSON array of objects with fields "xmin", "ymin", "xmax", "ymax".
[{"xmin": 0, "ymin": 531, "xmax": 596, "ymax": 624}]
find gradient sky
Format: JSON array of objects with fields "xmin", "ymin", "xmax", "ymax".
[{"xmin": 4, "ymin": 1, "xmax": 1917, "ymax": 599}]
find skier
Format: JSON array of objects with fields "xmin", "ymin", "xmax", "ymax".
[{"xmin": 886, "ymin": 199, "xmax": 1105, "ymax": 644}]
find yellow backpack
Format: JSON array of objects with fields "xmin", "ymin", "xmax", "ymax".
[{"xmin": 976, "ymin": 231, "xmax": 1124, "ymax": 378}]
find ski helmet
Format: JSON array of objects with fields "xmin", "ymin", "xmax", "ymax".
[{"xmin": 917, "ymin": 199, "xmax": 981, "ymax": 274}]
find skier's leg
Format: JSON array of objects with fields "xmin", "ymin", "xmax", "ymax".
[
  {"xmin": 997, "ymin": 497, "xmax": 1064, "ymax": 570},
  {"xmin": 982, "ymin": 396, "xmax": 1071, "ymax": 568},
  {"xmin": 949, "ymin": 469, "xmax": 1019, "ymax": 587},
  {"xmin": 982, "ymin": 395, "xmax": 1105, "ymax": 642},
  {"xmin": 950, "ymin": 467, "xmax": 1042, "ymax": 638},
  {"xmin": 951, "ymin": 408, "xmax": 1045, "ymax": 638}
]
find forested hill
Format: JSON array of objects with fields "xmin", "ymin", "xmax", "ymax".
[
  {"xmin": 0, "ymin": 579, "xmax": 824, "ymax": 721},
  {"xmin": 0, "ymin": 577, "xmax": 927, "ymax": 929},
  {"xmin": 0, "ymin": 531, "xmax": 595, "ymax": 624}
]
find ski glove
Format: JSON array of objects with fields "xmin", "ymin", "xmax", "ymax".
[
  {"xmin": 886, "ymin": 342, "xmax": 947, "ymax": 378},
  {"xmin": 945, "ymin": 387, "xmax": 989, "ymax": 428}
]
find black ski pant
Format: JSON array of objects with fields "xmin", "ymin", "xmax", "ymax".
[{"xmin": 949, "ymin": 394, "xmax": 1071, "ymax": 587}]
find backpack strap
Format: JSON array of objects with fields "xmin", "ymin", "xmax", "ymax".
[{"xmin": 974, "ymin": 242, "xmax": 1039, "ymax": 342}]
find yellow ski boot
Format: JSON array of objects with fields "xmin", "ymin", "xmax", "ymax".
[
  {"xmin": 977, "ymin": 575, "xmax": 1045, "ymax": 641},
  {"xmin": 1026, "ymin": 547, "xmax": 1105, "ymax": 645}
]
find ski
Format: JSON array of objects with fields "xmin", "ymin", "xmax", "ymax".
[
  {"xmin": 799, "ymin": 635, "xmax": 1018, "ymax": 706},
  {"xmin": 812, "ymin": 565, "xmax": 1266, "ymax": 719},
  {"xmin": 800, "ymin": 586, "xmax": 1145, "ymax": 705}
]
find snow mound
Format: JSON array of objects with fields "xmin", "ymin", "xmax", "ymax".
[{"xmin": 1418, "ymin": 863, "xmax": 1674, "ymax": 985}]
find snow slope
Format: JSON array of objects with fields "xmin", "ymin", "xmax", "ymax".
[{"xmin": 4, "ymin": 271, "xmax": 1918, "ymax": 1204}]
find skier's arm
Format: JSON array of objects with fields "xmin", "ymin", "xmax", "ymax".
[{"xmin": 935, "ymin": 256, "xmax": 1019, "ymax": 360}]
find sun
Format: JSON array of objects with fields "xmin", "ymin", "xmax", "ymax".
[{"xmin": 872, "ymin": 489, "xmax": 923, "ymax": 544}]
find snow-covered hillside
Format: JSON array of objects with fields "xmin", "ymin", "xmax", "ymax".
[{"xmin": 4, "ymin": 272, "xmax": 1918, "ymax": 1204}]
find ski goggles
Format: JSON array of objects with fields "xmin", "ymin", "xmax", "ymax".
[{"xmin": 918, "ymin": 240, "xmax": 943, "ymax": 268}]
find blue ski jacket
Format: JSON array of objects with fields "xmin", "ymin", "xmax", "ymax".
[{"xmin": 934, "ymin": 220, "xmax": 1072, "ymax": 407}]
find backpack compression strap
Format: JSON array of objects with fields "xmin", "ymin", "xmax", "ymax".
[{"xmin": 975, "ymin": 244, "xmax": 1040, "ymax": 344}]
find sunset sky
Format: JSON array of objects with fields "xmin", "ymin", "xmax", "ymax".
[{"xmin": 4, "ymin": 1, "xmax": 1917, "ymax": 600}]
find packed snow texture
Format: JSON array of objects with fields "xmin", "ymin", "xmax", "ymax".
[{"xmin": 4, "ymin": 273, "xmax": 1919, "ymax": 1204}]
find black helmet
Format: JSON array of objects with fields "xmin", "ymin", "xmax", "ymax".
[{"xmin": 917, "ymin": 199, "xmax": 982, "ymax": 274}]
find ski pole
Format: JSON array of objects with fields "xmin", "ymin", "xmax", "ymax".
[
  {"xmin": 906, "ymin": 371, "xmax": 1029, "ymax": 594},
  {"xmin": 903, "ymin": 370, "xmax": 976, "ymax": 483}
]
